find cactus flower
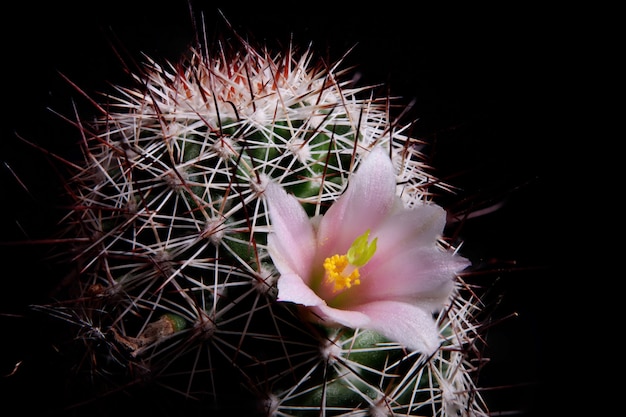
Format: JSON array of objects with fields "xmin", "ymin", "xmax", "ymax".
[{"xmin": 265, "ymin": 147, "xmax": 470, "ymax": 354}]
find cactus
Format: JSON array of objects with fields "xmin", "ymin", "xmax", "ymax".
[{"xmin": 23, "ymin": 21, "xmax": 492, "ymax": 417}]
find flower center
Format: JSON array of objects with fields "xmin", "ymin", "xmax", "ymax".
[{"xmin": 323, "ymin": 229, "xmax": 377, "ymax": 293}]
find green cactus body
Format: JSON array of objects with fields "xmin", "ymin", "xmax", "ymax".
[{"xmin": 39, "ymin": 30, "xmax": 489, "ymax": 416}]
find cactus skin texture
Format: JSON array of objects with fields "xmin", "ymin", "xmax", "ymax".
[{"xmin": 32, "ymin": 25, "xmax": 491, "ymax": 417}]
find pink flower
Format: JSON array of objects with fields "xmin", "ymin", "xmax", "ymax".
[{"xmin": 265, "ymin": 148, "xmax": 470, "ymax": 354}]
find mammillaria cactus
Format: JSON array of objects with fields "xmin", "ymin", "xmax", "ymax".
[{"xmin": 4, "ymin": 13, "xmax": 500, "ymax": 417}]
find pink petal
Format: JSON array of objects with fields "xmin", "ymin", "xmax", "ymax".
[
  {"xmin": 276, "ymin": 273, "xmax": 325, "ymax": 306},
  {"xmin": 354, "ymin": 246, "xmax": 468, "ymax": 308},
  {"xmin": 373, "ymin": 203, "xmax": 448, "ymax": 254},
  {"xmin": 353, "ymin": 301, "xmax": 442, "ymax": 354},
  {"xmin": 265, "ymin": 181, "xmax": 316, "ymax": 281},
  {"xmin": 311, "ymin": 304, "xmax": 371, "ymax": 329},
  {"xmin": 276, "ymin": 275, "xmax": 371, "ymax": 330},
  {"xmin": 317, "ymin": 147, "xmax": 397, "ymax": 255}
]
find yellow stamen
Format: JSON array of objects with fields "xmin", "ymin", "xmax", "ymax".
[
  {"xmin": 324, "ymin": 254, "xmax": 361, "ymax": 292},
  {"xmin": 323, "ymin": 230, "xmax": 377, "ymax": 293}
]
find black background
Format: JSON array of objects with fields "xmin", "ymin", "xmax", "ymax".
[{"xmin": 1, "ymin": 1, "xmax": 574, "ymax": 416}]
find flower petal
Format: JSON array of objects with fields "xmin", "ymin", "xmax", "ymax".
[
  {"xmin": 353, "ymin": 301, "xmax": 442, "ymax": 354},
  {"xmin": 353, "ymin": 246, "xmax": 467, "ymax": 308},
  {"xmin": 317, "ymin": 147, "xmax": 397, "ymax": 255},
  {"xmin": 311, "ymin": 304, "xmax": 371, "ymax": 329},
  {"xmin": 265, "ymin": 181, "xmax": 316, "ymax": 281},
  {"xmin": 277, "ymin": 273, "xmax": 325, "ymax": 306},
  {"xmin": 276, "ymin": 278, "xmax": 371, "ymax": 328},
  {"xmin": 373, "ymin": 203, "xmax": 448, "ymax": 254}
]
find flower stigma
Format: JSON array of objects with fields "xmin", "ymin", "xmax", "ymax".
[{"xmin": 323, "ymin": 229, "xmax": 377, "ymax": 293}]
